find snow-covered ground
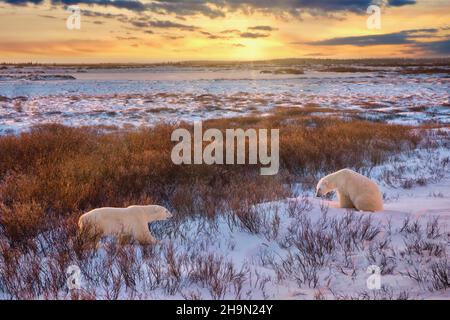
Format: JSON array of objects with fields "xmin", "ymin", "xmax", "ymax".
[
  {"xmin": 0, "ymin": 67, "xmax": 449, "ymax": 134},
  {"xmin": 42, "ymin": 146, "xmax": 447, "ymax": 300},
  {"xmin": 0, "ymin": 66, "xmax": 448, "ymax": 299}
]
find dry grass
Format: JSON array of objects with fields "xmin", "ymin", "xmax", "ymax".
[
  {"xmin": 0, "ymin": 114, "xmax": 427, "ymax": 299},
  {"xmin": 0, "ymin": 116, "xmax": 419, "ymax": 218},
  {"xmin": 269, "ymin": 210, "xmax": 381, "ymax": 288}
]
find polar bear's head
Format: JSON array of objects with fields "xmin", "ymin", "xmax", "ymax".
[
  {"xmin": 146, "ymin": 205, "xmax": 173, "ymax": 221},
  {"xmin": 158, "ymin": 207, "xmax": 173, "ymax": 220},
  {"xmin": 132, "ymin": 205, "xmax": 173, "ymax": 222},
  {"xmin": 316, "ymin": 177, "xmax": 336, "ymax": 197}
]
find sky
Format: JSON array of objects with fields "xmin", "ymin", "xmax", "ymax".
[{"xmin": 0, "ymin": 0, "xmax": 449, "ymax": 63}]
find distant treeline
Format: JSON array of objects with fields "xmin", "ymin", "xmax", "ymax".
[{"xmin": 1, "ymin": 57, "xmax": 449, "ymax": 69}]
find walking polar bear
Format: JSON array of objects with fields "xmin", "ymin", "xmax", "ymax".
[
  {"xmin": 316, "ymin": 169, "xmax": 384, "ymax": 212},
  {"xmin": 78, "ymin": 205, "xmax": 173, "ymax": 245}
]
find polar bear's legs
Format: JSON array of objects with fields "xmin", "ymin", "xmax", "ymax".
[
  {"xmin": 116, "ymin": 229, "xmax": 156, "ymax": 245},
  {"xmin": 135, "ymin": 226, "xmax": 158, "ymax": 245},
  {"xmin": 137, "ymin": 234, "xmax": 158, "ymax": 245},
  {"xmin": 351, "ymin": 195, "xmax": 379, "ymax": 212},
  {"xmin": 337, "ymin": 190, "xmax": 355, "ymax": 209}
]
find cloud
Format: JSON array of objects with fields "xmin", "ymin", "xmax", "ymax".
[
  {"xmin": 406, "ymin": 28, "xmax": 440, "ymax": 35},
  {"xmin": 1, "ymin": 0, "xmax": 44, "ymax": 4},
  {"xmin": 303, "ymin": 52, "xmax": 330, "ymax": 57},
  {"xmin": 303, "ymin": 28, "xmax": 449, "ymax": 56},
  {"xmin": 415, "ymin": 39, "xmax": 450, "ymax": 55},
  {"xmin": 307, "ymin": 33, "xmax": 413, "ymax": 46},
  {"xmin": 1, "ymin": 0, "xmax": 145, "ymax": 11},
  {"xmin": 212, "ymin": 0, "xmax": 417, "ymax": 15},
  {"xmin": 116, "ymin": 36, "xmax": 140, "ymax": 40},
  {"xmin": 388, "ymin": 0, "xmax": 416, "ymax": 6},
  {"xmin": 162, "ymin": 34, "xmax": 184, "ymax": 40},
  {"xmin": 38, "ymin": 14, "xmax": 57, "ymax": 19},
  {"xmin": 199, "ymin": 31, "xmax": 229, "ymax": 40},
  {"xmin": 0, "ymin": 39, "xmax": 115, "ymax": 55},
  {"xmin": 145, "ymin": 1, "xmax": 225, "ymax": 19},
  {"xmin": 306, "ymin": 29, "xmax": 440, "ymax": 46},
  {"xmin": 248, "ymin": 25, "xmax": 278, "ymax": 31},
  {"xmin": 240, "ymin": 32, "xmax": 270, "ymax": 38},
  {"xmin": 0, "ymin": 0, "xmax": 418, "ymax": 18},
  {"xmin": 81, "ymin": 9, "xmax": 129, "ymax": 22},
  {"xmin": 220, "ymin": 29, "xmax": 241, "ymax": 34},
  {"xmin": 80, "ymin": 8, "xmax": 201, "ymax": 33},
  {"xmin": 130, "ymin": 18, "xmax": 199, "ymax": 31},
  {"xmin": 63, "ymin": 0, "xmax": 145, "ymax": 11}
]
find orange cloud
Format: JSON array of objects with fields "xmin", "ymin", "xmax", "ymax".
[
  {"xmin": 0, "ymin": 39, "xmax": 117, "ymax": 56},
  {"xmin": 0, "ymin": 0, "xmax": 448, "ymax": 62}
]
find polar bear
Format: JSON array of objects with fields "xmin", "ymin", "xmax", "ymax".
[
  {"xmin": 316, "ymin": 169, "xmax": 383, "ymax": 212},
  {"xmin": 78, "ymin": 205, "xmax": 173, "ymax": 245}
]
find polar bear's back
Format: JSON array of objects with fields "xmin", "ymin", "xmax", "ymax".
[
  {"xmin": 343, "ymin": 169, "xmax": 381, "ymax": 192},
  {"xmin": 79, "ymin": 207, "xmax": 138, "ymax": 235},
  {"xmin": 339, "ymin": 169, "xmax": 383, "ymax": 211}
]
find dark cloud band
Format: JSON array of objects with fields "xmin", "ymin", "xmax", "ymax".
[
  {"xmin": 0, "ymin": 0, "xmax": 418, "ymax": 17},
  {"xmin": 306, "ymin": 29, "xmax": 442, "ymax": 46},
  {"xmin": 304, "ymin": 28, "xmax": 450, "ymax": 56}
]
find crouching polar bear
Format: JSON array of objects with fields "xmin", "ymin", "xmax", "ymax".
[
  {"xmin": 78, "ymin": 205, "xmax": 173, "ymax": 245},
  {"xmin": 316, "ymin": 169, "xmax": 383, "ymax": 212}
]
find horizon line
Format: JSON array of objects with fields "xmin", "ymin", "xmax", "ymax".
[{"xmin": 1, "ymin": 56, "xmax": 450, "ymax": 66}]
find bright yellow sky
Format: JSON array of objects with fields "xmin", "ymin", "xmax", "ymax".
[{"xmin": 0, "ymin": 0, "xmax": 449, "ymax": 63}]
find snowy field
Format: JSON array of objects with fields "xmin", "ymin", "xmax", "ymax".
[
  {"xmin": 46, "ymin": 146, "xmax": 450, "ymax": 300},
  {"xmin": 0, "ymin": 64, "xmax": 449, "ymax": 300},
  {"xmin": 0, "ymin": 65, "xmax": 449, "ymax": 134},
  {"xmin": 3, "ymin": 146, "xmax": 446, "ymax": 300}
]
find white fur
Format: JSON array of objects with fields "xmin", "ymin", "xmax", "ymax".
[
  {"xmin": 316, "ymin": 169, "xmax": 384, "ymax": 212},
  {"xmin": 78, "ymin": 205, "xmax": 173, "ymax": 244}
]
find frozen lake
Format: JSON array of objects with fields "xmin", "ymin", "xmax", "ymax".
[{"xmin": 0, "ymin": 66, "xmax": 449, "ymax": 134}]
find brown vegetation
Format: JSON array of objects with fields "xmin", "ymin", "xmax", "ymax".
[
  {"xmin": 0, "ymin": 114, "xmax": 434, "ymax": 299},
  {"xmin": 0, "ymin": 115, "xmax": 419, "ymax": 219}
]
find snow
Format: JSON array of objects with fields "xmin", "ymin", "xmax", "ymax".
[
  {"xmin": 47, "ymin": 146, "xmax": 447, "ymax": 300},
  {"xmin": 0, "ymin": 66, "xmax": 448, "ymax": 300},
  {"xmin": 141, "ymin": 143, "xmax": 448, "ymax": 299},
  {"xmin": 0, "ymin": 67, "xmax": 449, "ymax": 134}
]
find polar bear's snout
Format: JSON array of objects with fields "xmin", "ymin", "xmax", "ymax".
[
  {"xmin": 156, "ymin": 207, "xmax": 173, "ymax": 220},
  {"xmin": 315, "ymin": 185, "xmax": 322, "ymax": 197},
  {"xmin": 165, "ymin": 209, "xmax": 173, "ymax": 219},
  {"xmin": 315, "ymin": 184, "xmax": 324, "ymax": 197},
  {"xmin": 143, "ymin": 205, "xmax": 173, "ymax": 221},
  {"xmin": 316, "ymin": 178, "xmax": 333, "ymax": 198},
  {"xmin": 315, "ymin": 190, "xmax": 321, "ymax": 197}
]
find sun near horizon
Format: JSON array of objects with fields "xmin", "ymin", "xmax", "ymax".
[{"xmin": 0, "ymin": 0, "xmax": 449, "ymax": 63}]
